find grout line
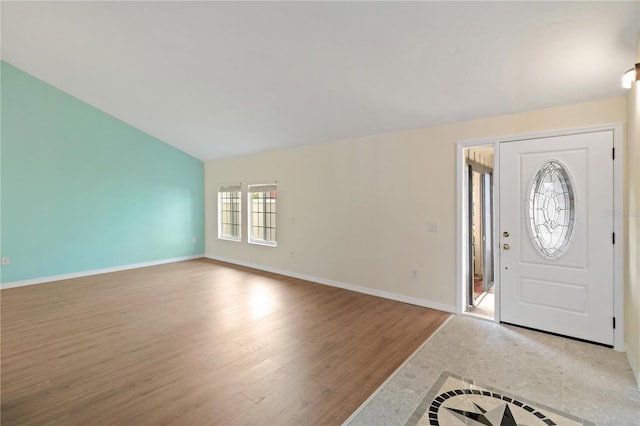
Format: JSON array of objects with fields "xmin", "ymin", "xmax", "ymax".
[{"xmin": 341, "ymin": 314, "xmax": 455, "ymax": 426}]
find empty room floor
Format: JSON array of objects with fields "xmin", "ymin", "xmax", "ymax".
[
  {"xmin": 3, "ymin": 259, "xmax": 638, "ymax": 425},
  {"xmin": 0, "ymin": 259, "xmax": 449, "ymax": 425}
]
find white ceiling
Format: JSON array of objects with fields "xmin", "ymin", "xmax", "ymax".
[{"xmin": 2, "ymin": 1, "xmax": 638, "ymax": 161}]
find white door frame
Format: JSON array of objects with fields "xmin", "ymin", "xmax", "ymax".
[{"xmin": 456, "ymin": 123, "xmax": 624, "ymax": 351}]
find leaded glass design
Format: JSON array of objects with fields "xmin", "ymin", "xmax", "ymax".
[{"xmin": 528, "ymin": 161, "xmax": 575, "ymax": 258}]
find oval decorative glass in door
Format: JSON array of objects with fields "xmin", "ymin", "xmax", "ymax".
[{"xmin": 527, "ymin": 160, "xmax": 576, "ymax": 258}]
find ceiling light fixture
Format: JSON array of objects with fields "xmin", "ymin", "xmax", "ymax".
[{"xmin": 622, "ymin": 63, "xmax": 640, "ymax": 89}]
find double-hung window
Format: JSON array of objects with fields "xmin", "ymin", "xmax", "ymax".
[
  {"xmin": 247, "ymin": 184, "xmax": 277, "ymax": 246},
  {"xmin": 218, "ymin": 185, "xmax": 242, "ymax": 241}
]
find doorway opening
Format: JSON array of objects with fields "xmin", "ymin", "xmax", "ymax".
[
  {"xmin": 457, "ymin": 124, "xmax": 623, "ymax": 349},
  {"xmin": 464, "ymin": 146, "xmax": 495, "ymax": 319}
]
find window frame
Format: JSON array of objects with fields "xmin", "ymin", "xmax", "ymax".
[
  {"xmin": 247, "ymin": 184, "xmax": 277, "ymax": 247},
  {"xmin": 217, "ymin": 185, "xmax": 242, "ymax": 242}
]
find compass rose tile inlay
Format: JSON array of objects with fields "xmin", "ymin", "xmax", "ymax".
[{"xmin": 406, "ymin": 372, "xmax": 594, "ymax": 426}]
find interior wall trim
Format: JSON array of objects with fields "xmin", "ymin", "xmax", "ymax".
[
  {"xmin": 0, "ymin": 254, "xmax": 205, "ymax": 290},
  {"xmin": 628, "ymin": 349, "xmax": 640, "ymax": 388},
  {"xmin": 205, "ymin": 254, "xmax": 457, "ymax": 313}
]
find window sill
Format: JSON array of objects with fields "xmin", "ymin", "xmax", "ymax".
[
  {"xmin": 219, "ymin": 236, "xmax": 241, "ymax": 242},
  {"xmin": 248, "ymin": 240, "xmax": 277, "ymax": 248}
]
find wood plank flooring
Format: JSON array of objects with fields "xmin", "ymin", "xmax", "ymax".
[{"xmin": 1, "ymin": 259, "xmax": 450, "ymax": 425}]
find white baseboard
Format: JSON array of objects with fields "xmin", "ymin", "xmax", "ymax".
[
  {"xmin": 1, "ymin": 254, "xmax": 205, "ymax": 290},
  {"xmin": 204, "ymin": 254, "xmax": 457, "ymax": 313},
  {"xmin": 627, "ymin": 349, "xmax": 640, "ymax": 388}
]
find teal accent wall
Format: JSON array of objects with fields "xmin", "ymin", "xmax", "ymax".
[{"xmin": 1, "ymin": 62, "xmax": 204, "ymax": 283}]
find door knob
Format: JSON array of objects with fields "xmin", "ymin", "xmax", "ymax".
[
  {"xmin": 503, "ymin": 231, "xmax": 510, "ymax": 237},
  {"xmin": 503, "ymin": 243, "xmax": 511, "ymax": 250}
]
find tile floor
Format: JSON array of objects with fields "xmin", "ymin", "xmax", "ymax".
[{"xmin": 345, "ymin": 315, "xmax": 639, "ymax": 426}]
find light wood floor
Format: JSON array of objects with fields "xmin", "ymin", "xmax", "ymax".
[{"xmin": 1, "ymin": 259, "xmax": 450, "ymax": 425}]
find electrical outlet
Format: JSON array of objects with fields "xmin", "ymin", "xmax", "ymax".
[
  {"xmin": 192, "ymin": 237, "xmax": 196, "ymax": 244},
  {"xmin": 1, "ymin": 257, "xmax": 9, "ymax": 266}
]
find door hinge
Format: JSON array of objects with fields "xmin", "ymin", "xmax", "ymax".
[
  {"xmin": 612, "ymin": 147, "xmax": 615, "ymax": 160},
  {"xmin": 613, "ymin": 232, "xmax": 616, "ymax": 244},
  {"xmin": 613, "ymin": 317, "xmax": 616, "ymax": 329}
]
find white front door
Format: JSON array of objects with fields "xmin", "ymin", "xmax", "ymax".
[{"xmin": 499, "ymin": 131, "xmax": 614, "ymax": 346}]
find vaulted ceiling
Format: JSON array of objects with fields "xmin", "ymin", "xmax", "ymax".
[{"xmin": 2, "ymin": 1, "xmax": 638, "ymax": 161}]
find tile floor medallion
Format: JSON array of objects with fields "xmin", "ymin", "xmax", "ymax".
[{"xmin": 406, "ymin": 372, "xmax": 595, "ymax": 426}]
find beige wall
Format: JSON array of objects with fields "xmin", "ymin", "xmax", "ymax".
[
  {"xmin": 625, "ymin": 38, "xmax": 640, "ymax": 383},
  {"xmin": 205, "ymin": 97, "xmax": 626, "ymax": 314}
]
